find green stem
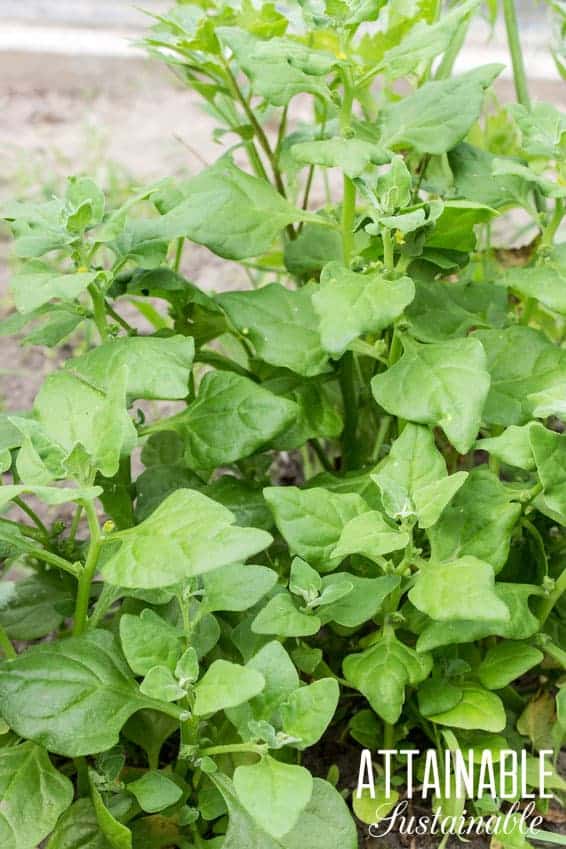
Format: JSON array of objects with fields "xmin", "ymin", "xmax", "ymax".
[
  {"xmin": 200, "ymin": 743, "xmax": 266, "ymax": 757},
  {"xmin": 0, "ymin": 625, "xmax": 16, "ymax": 659},
  {"xmin": 435, "ymin": 13, "xmax": 472, "ymax": 79},
  {"xmin": 308, "ymin": 438, "xmax": 333, "ymax": 472},
  {"xmin": 542, "ymin": 199, "xmax": 564, "ymax": 246},
  {"xmin": 502, "ymin": 0, "xmax": 531, "ymax": 108},
  {"xmin": 223, "ymin": 60, "xmax": 288, "ymax": 201},
  {"xmin": 88, "ymin": 283, "xmax": 109, "ymax": 342},
  {"xmin": 383, "ymin": 721, "xmax": 395, "ymax": 751},
  {"xmin": 13, "ymin": 497, "xmax": 49, "ymax": 540},
  {"xmin": 73, "ymin": 500, "xmax": 102, "ymax": 636},
  {"xmin": 173, "ymin": 237, "xmax": 185, "ymax": 273},
  {"xmin": 382, "ymin": 228, "xmax": 394, "ymax": 270},
  {"xmin": 104, "ymin": 300, "xmax": 136, "ymax": 335},
  {"xmin": 538, "ymin": 568, "xmax": 566, "ymax": 625},
  {"xmin": 68, "ymin": 505, "xmax": 82, "ymax": 544},
  {"xmin": 340, "ymin": 66, "xmax": 356, "ymax": 266},
  {"xmin": 0, "ymin": 517, "xmax": 44, "ymax": 543},
  {"xmin": 339, "ymin": 352, "xmax": 359, "ymax": 471},
  {"xmin": 28, "ymin": 546, "xmax": 80, "ymax": 578}
]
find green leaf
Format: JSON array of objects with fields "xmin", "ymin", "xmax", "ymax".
[
  {"xmin": 479, "ymin": 425, "xmax": 536, "ymax": 471},
  {"xmin": 343, "ymin": 628, "xmax": 432, "ymax": 723},
  {"xmin": 163, "ymin": 371, "xmax": 297, "ymax": 469},
  {"xmin": 289, "ymin": 556, "xmax": 322, "ymax": 602},
  {"xmin": 101, "ymin": 488, "xmax": 272, "ymax": 588},
  {"xmin": 122, "ymin": 711, "xmax": 177, "ymax": 773},
  {"xmin": 502, "ymin": 250, "xmax": 566, "ymax": 316},
  {"xmin": 226, "ymin": 641, "xmax": 299, "ymax": 734},
  {"xmin": 409, "ymin": 556, "xmax": 510, "ymax": 622},
  {"xmin": 269, "ymin": 378, "xmax": 343, "ymax": 451},
  {"xmin": 90, "ymin": 782, "xmax": 132, "ymax": 849},
  {"xmin": 203, "ymin": 562, "xmax": 278, "ymax": 612},
  {"xmin": 252, "ymin": 591, "xmax": 321, "ymax": 637},
  {"xmin": 407, "ymin": 280, "xmax": 507, "ymax": 342},
  {"xmin": 312, "ymin": 263, "xmax": 415, "ymax": 357},
  {"xmin": 194, "ymin": 660, "xmax": 265, "ymax": 715},
  {"xmin": 478, "ymin": 641, "xmax": 543, "ymax": 690},
  {"xmin": 318, "ymin": 574, "xmax": 400, "ymax": 628},
  {"xmin": 263, "ymin": 486, "xmax": 368, "ymax": 572},
  {"xmin": 206, "ymin": 476, "xmax": 274, "ymax": 530},
  {"xmin": 217, "ymin": 283, "xmax": 329, "ymax": 376},
  {"xmin": 211, "ymin": 774, "xmax": 357, "ymax": 849},
  {"xmin": 0, "ymin": 631, "xmax": 160, "ymax": 756},
  {"xmin": 332, "ymin": 510, "xmax": 409, "ymax": 562},
  {"xmin": 529, "ymin": 423, "xmax": 566, "ymax": 522},
  {"xmin": 378, "ymin": 0, "xmax": 479, "ymax": 79},
  {"xmin": 119, "ymin": 609, "xmax": 181, "ymax": 676},
  {"xmin": 234, "ymin": 756, "xmax": 313, "ymax": 839},
  {"xmin": 47, "ymin": 798, "xmax": 113, "ymax": 849},
  {"xmin": 10, "ymin": 261, "xmax": 96, "ymax": 314},
  {"xmin": 509, "ymin": 101, "xmax": 566, "ymax": 158},
  {"xmin": 284, "ymin": 223, "xmax": 342, "ymax": 278},
  {"xmin": 291, "ymin": 138, "xmax": 389, "ymax": 178},
  {"xmin": 217, "ymin": 28, "xmax": 336, "ymax": 106},
  {"xmin": 372, "ymin": 423, "xmax": 467, "ymax": 528},
  {"xmin": 428, "ymin": 682, "xmax": 506, "ymax": 732},
  {"xmin": 474, "ymin": 326, "xmax": 566, "ymax": 426},
  {"xmin": 34, "ymin": 367, "xmax": 137, "ymax": 478},
  {"xmin": 280, "ymin": 679, "xmax": 339, "ymax": 749},
  {"xmin": 0, "ymin": 484, "xmax": 101, "ymax": 511},
  {"xmin": 448, "ymin": 143, "xmax": 532, "ymax": 210},
  {"xmin": 425, "ymin": 201, "xmax": 497, "ymax": 252},
  {"xmin": 127, "ymin": 772, "xmax": 182, "ymax": 814},
  {"xmin": 154, "ymin": 157, "xmax": 316, "ymax": 259},
  {"xmin": 176, "ymin": 647, "xmax": 199, "ymax": 688},
  {"xmin": 68, "ymin": 335, "xmax": 194, "ymax": 401},
  {"xmin": 371, "ymin": 336, "xmax": 490, "ymax": 453},
  {"xmin": 418, "ymin": 679, "xmax": 463, "ymax": 717},
  {"xmin": 416, "ymin": 583, "xmax": 543, "ymax": 651},
  {"xmin": 377, "ymin": 65, "xmax": 503, "ymax": 154},
  {"xmin": 428, "ymin": 468, "xmax": 521, "ymax": 573},
  {"xmin": 0, "ymin": 573, "xmax": 73, "ymax": 640},
  {"xmin": 0, "ymin": 741, "xmax": 73, "ymax": 849},
  {"xmin": 134, "ymin": 464, "xmax": 202, "ymax": 522},
  {"xmin": 139, "ymin": 666, "xmax": 186, "ymax": 703}
]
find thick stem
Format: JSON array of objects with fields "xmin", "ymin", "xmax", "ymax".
[
  {"xmin": 341, "ymin": 178, "xmax": 356, "ymax": 266},
  {"xmin": 340, "ymin": 66, "xmax": 356, "ymax": 266},
  {"xmin": 0, "ymin": 625, "xmax": 16, "ymax": 659},
  {"xmin": 68, "ymin": 505, "xmax": 83, "ymax": 544},
  {"xmin": 383, "ymin": 721, "xmax": 395, "ymax": 751},
  {"xmin": 502, "ymin": 0, "xmax": 531, "ymax": 108},
  {"xmin": 382, "ymin": 228, "xmax": 394, "ymax": 270},
  {"xmin": 88, "ymin": 283, "xmax": 109, "ymax": 342},
  {"xmin": 542, "ymin": 199, "xmax": 565, "ymax": 246},
  {"xmin": 72, "ymin": 500, "xmax": 101, "ymax": 636},
  {"xmin": 173, "ymin": 237, "xmax": 185, "ymax": 273}
]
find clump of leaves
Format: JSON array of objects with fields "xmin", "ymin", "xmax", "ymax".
[{"xmin": 0, "ymin": 1, "xmax": 565, "ymax": 847}]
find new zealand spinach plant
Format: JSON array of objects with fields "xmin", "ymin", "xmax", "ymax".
[{"xmin": 0, "ymin": 0, "xmax": 565, "ymax": 847}]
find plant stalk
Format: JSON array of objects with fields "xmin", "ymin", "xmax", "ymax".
[
  {"xmin": 72, "ymin": 500, "xmax": 102, "ymax": 636},
  {"xmin": 502, "ymin": 0, "xmax": 531, "ymax": 108},
  {"xmin": 88, "ymin": 283, "xmax": 110, "ymax": 342}
]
